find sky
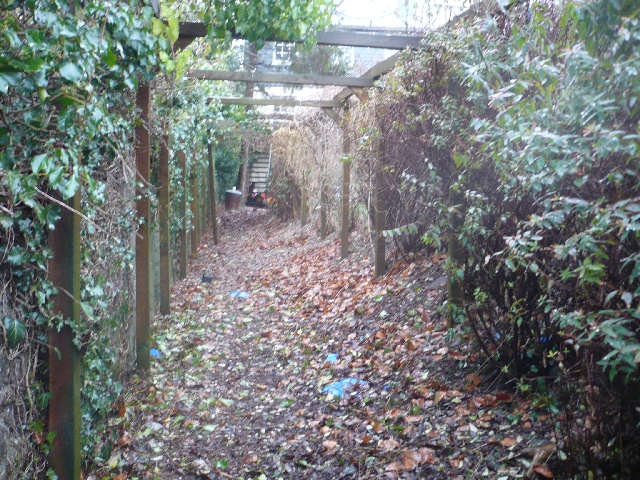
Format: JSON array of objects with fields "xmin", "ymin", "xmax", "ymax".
[{"xmin": 333, "ymin": 0, "xmax": 468, "ymax": 32}]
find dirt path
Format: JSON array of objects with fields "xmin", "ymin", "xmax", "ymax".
[{"xmin": 100, "ymin": 209, "xmax": 555, "ymax": 479}]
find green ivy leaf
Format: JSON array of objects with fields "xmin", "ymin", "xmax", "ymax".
[
  {"xmin": 59, "ymin": 63, "xmax": 83, "ymax": 82},
  {"xmin": 31, "ymin": 154, "xmax": 48, "ymax": 174},
  {"xmin": 4, "ymin": 316, "xmax": 26, "ymax": 348},
  {"xmin": 0, "ymin": 71, "xmax": 22, "ymax": 94}
]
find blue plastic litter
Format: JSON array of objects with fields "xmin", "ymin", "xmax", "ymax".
[
  {"xmin": 326, "ymin": 353, "xmax": 338, "ymax": 363},
  {"xmin": 322, "ymin": 378, "xmax": 368, "ymax": 397},
  {"xmin": 150, "ymin": 348, "xmax": 161, "ymax": 358},
  {"xmin": 230, "ymin": 291, "xmax": 250, "ymax": 299}
]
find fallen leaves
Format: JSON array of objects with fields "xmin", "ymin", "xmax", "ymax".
[
  {"xmin": 501, "ymin": 437, "xmax": 518, "ymax": 447},
  {"xmin": 532, "ymin": 464, "xmax": 554, "ymax": 478},
  {"xmin": 379, "ymin": 438, "xmax": 401, "ymax": 451},
  {"xmin": 92, "ymin": 210, "xmax": 555, "ymax": 480}
]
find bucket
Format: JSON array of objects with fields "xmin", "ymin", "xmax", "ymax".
[{"xmin": 225, "ymin": 190, "xmax": 242, "ymax": 210}]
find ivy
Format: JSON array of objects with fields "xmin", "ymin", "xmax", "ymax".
[{"xmin": 1, "ymin": 0, "xmax": 334, "ymax": 472}]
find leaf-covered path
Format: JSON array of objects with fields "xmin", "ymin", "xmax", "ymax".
[{"xmin": 105, "ymin": 209, "xmax": 556, "ymax": 479}]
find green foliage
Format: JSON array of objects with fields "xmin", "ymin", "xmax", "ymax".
[
  {"xmin": 364, "ymin": 2, "xmax": 640, "ymax": 473},
  {"xmin": 201, "ymin": 0, "xmax": 334, "ymax": 50},
  {"xmin": 3, "ymin": 316, "xmax": 25, "ymax": 347},
  {"xmin": 461, "ymin": 0, "xmax": 640, "ymax": 381},
  {"xmin": 214, "ymin": 137, "xmax": 243, "ymax": 198},
  {"xmin": 2, "ymin": 0, "xmax": 335, "ymax": 472}
]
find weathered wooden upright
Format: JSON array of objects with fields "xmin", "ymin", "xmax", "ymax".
[
  {"xmin": 135, "ymin": 84, "xmax": 151, "ymax": 372},
  {"xmin": 341, "ymin": 108, "xmax": 351, "ymax": 259},
  {"xmin": 190, "ymin": 169, "xmax": 199, "ymax": 258},
  {"xmin": 159, "ymin": 131, "xmax": 171, "ymax": 315},
  {"xmin": 208, "ymin": 141, "xmax": 219, "ymax": 244},
  {"xmin": 179, "ymin": 151, "xmax": 188, "ymax": 279},
  {"xmin": 48, "ymin": 191, "xmax": 82, "ymax": 480}
]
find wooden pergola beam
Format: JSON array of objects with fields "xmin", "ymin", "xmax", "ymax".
[
  {"xmin": 213, "ymin": 98, "xmax": 342, "ymax": 108},
  {"xmin": 186, "ymin": 70, "xmax": 375, "ymax": 87},
  {"xmin": 335, "ymin": 52, "xmax": 401, "ymax": 103},
  {"xmin": 178, "ymin": 23, "xmax": 422, "ymax": 49}
]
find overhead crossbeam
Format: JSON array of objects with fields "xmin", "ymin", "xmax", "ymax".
[
  {"xmin": 186, "ymin": 70, "xmax": 375, "ymax": 87},
  {"xmin": 178, "ymin": 23, "xmax": 422, "ymax": 50},
  {"xmin": 213, "ymin": 98, "xmax": 343, "ymax": 108}
]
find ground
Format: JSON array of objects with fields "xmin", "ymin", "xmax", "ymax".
[{"xmin": 94, "ymin": 209, "xmax": 557, "ymax": 480}]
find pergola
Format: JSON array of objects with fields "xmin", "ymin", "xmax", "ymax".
[{"xmin": 48, "ymin": 4, "xmax": 488, "ymax": 473}]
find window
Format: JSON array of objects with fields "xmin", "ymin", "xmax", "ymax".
[{"xmin": 272, "ymin": 43, "xmax": 292, "ymax": 66}]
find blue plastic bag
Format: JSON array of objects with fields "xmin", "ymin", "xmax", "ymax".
[
  {"xmin": 150, "ymin": 348, "xmax": 162, "ymax": 358},
  {"xmin": 322, "ymin": 378, "xmax": 368, "ymax": 397},
  {"xmin": 326, "ymin": 353, "xmax": 338, "ymax": 363},
  {"xmin": 230, "ymin": 291, "xmax": 250, "ymax": 299}
]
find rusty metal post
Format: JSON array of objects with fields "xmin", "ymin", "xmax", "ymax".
[
  {"xmin": 159, "ymin": 130, "xmax": 170, "ymax": 315},
  {"xmin": 190, "ymin": 169, "xmax": 199, "ymax": 259},
  {"xmin": 208, "ymin": 141, "xmax": 219, "ymax": 244},
  {"xmin": 48, "ymin": 192, "xmax": 82, "ymax": 480},
  {"xmin": 179, "ymin": 151, "xmax": 188, "ymax": 279},
  {"xmin": 135, "ymin": 83, "xmax": 151, "ymax": 372}
]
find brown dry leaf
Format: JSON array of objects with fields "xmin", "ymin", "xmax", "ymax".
[
  {"xmin": 401, "ymin": 450, "xmax": 422, "ymax": 470},
  {"xmin": 117, "ymin": 404, "xmax": 127, "ymax": 418},
  {"xmin": 117, "ymin": 432, "xmax": 132, "ymax": 447},
  {"xmin": 385, "ymin": 462, "xmax": 400, "ymax": 478},
  {"xmin": 361, "ymin": 435, "xmax": 374, "ymax": 445},
  {"xmin": 496, "ymin": 391, "xmax": 513, "ymax": 402},
  {"xmin": 419, "ymin": 447, "xmax": 437, "ymax": 465},
  {"xmin": 532, "ymin": 464, "xmax": 554, "ymax": 478},
  {"xmin": 501, "ymin": 437, "xmax": 517, "ymax": 447},
  {"xmin": 112, "ymin": 474, "xmax": 127, "ymax": 480},
  {"xmin": 241, "ymin": 455, "xmax": 258, "ymax": 464},
  {"xmin": 434, "ymin": 391, "xmax": 447, "ymax": 404},
  {"xmin": 322, "ymin": 440, "xmax": 338, "ymax": 450},
  {"xmin": 379, "ymin": 438, "xmax": 401, "ymax": 451},
  {"xmin": 530, "ymin": 443, "xmax": 556, "ymax": 463},
  {"xmin": 405, "ymin": 415, "xmax": 423, "ymax": 424},
  {"xmin": 372, "ymin": 421, "xmax": 385, "ymax": 433}
]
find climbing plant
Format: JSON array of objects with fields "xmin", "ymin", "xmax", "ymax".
[{"xmin": 1, "ymin": 0, "xmax": 335, "ymax": 473}]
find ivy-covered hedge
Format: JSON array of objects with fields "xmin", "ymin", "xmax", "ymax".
[{"xmin": 1, "ymin": 0, "xmax": 334, "ymax": 473}]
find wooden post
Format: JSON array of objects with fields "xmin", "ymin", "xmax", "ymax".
[
  {"xmin": 341, "ymin": 160, "xmax": 351, "ymax": 259},
  {"xmin": 301, "ymin": 173, "xmax": 308, "ymax": 227},
  {"xmin": 159, "ymin": 130, "xmax": 170, "ymax": 315},
  {"xmin": 179, "ymin": 151, "xmax": 188, "ymax": 279},
  {"xmin": 375, "ymin": 143, "xmax": 386, "ymax": 278},
  {"xmin": 201, "ymin": 167, "xmax": 206, "ymax": 233},
  {"xmin": 48, "ymin": 192, "xmax": 81, "ymax": 480},
  {"xmin": 320, "ymin": 183, "xmax": 327, "ymax": 240},
  {"xmin": 447, "ymin": 185, "xmax": 465, "ymax": 327},
  {"xmin": 341, "ymin": 108, "xmax": 351, "ymax": 259},
  {"xmin": 135, "ymin": 83, "xmax": 151, "ymax": 372},
  {"xmin": 237, "ymin": 143, "xmax": 249, "ymax": 201},
  {"xmin": 375, "ymin": 188, "xmax": 386, "ymax": 277},
  {"xmin": 203, "ymin": 157, "xmax": 210, "ymax": 227},
  {"xmin": 301, "ymin": 187, "xmax": 308, "ymax": 226},
  {"xmin": 208, "ymin": 141, "xmax": 219, "ymax": 244},
  {"xmin": 190, "ymin": 169, "xmax": 199, "ymax": 258}
]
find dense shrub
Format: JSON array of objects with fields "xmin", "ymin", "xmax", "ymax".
[{"xmin": 345, "ymin": 0, "xmax": 640, "ymax": 475}]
